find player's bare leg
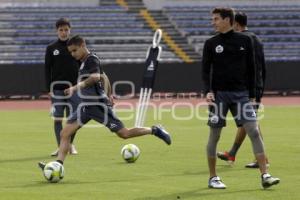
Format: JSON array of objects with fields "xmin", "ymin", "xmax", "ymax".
[
  {"xmin": 57, "ymin": 122, "xmax": 81, "ymax": 162},
  {"xmin": 116, "ymin": 127, "xmax": 151, "ymax": 139},
  {"xmin": 217, "ymin": 127, "xmax": 246, "ymax": 164},
  {"xmin": 116, "ymin": 125, "xmax": 171, "ymax": 145}
]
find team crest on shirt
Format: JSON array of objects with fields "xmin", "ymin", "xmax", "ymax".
[
  {"xmin": 53, "ymin": 49, "xmax": 60, "ymax": 56},
  {"xmin": 80, "ymin": 62, "xmax": 85, "ymax": 70},
  {"xmin": 210, "ymin": 115, "xmax": 219, "ymax": 124},
  {"xmin": 215, "ymin": 45, "xmax": 224, "ymax": 53}
]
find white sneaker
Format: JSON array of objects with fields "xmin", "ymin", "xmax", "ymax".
[
  {"xmin": 261, "ymin": 173, "xmax": 280, "ymax": 189},
  {"xmin": 208, "ymin": 176, "xmax": 226, "ymax": 189},
  {"xmin": 50, "ymin": 149, "xmax": 59, "ymax": 157},
  {"xmin": 69, "ymin": 144, "xmax": 78, "ymax": 155}
]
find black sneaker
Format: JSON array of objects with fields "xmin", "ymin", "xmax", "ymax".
[
  {"xmin": 217, "ymin": 151, "xmax": 235, "ymax": 165},
  {"xmin": 245, "ymin": 162, "xmax": 270, "ymax": 169},
  {"xmin": 38, "ymin": 161, "xmax": 46, "ymax": 170},
  {"xmin": 152, "ymin": 125, "xmax": 171, "ymax": 145}
]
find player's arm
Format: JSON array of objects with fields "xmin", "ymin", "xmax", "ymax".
[
  {"xmin": 44, "ymin": 46, "xmax": 53, "ymax": 94},
  {"xmin": 246, "ymin": 37, "xmax": 256, "ymax": 99},
  {"xmin": 202, "ymin": 40, "xmax": 214, "ymax": 102},
  {"xmin": 260, "ymin": 43, "xmax": 266, "ymax": 91},
  {"xmin": 100, "ymin": 72, "xmax": 112, "ymax": 96},
  {"xmin": 100, "ymin": 72, "xmax": 115, "ymax": 106},
  {"xmin": 65, "ymin": 73, "xmax": 100, "ymax": 95}
]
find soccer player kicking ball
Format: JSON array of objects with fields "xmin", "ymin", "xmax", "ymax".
[{"xmin": 39, "ymin": 35, "xmax": 171, "ymax": 172}]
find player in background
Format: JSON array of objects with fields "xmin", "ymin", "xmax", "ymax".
[
  {"xmin": 45, "ymin": 18, "xmax": 79, "ymax": 156},
  {"xmin": 39, "ymin": 35, "xmax": 171, "ymax": 169},
  {"xmin": 217, "ymin": 11, "xmax": 268, "ymax": 168},
  {"xmin": 202, "ymin": 7, "xmax": 279, "ymax": 189}
]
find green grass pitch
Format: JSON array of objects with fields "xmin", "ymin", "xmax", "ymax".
[{"xmin": 0, "ymin": 106, "xmax": 299, "ymax": 200}]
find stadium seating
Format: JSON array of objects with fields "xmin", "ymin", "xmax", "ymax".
[
  {"xmin": 163, "ymin": 5, "xmax": 300, "ymax": 61},
  {"xmin": 0, "ymin": 3, "xmax": 181, "ymax": 64},
  {"xmin": 1, "ymin": 2, "xmax": 300, "ymax": 64}
]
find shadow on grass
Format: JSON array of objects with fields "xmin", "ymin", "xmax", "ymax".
[
  {"xmin": 161, "ymin": 165, "xmax": 246, "ymax": 177},
  {"xmin": 4, "ymin": 180, "xmax": 100, "ymax": 189},
  {"xmin": 0, "ymin": 155, "xmax": 51, "ymax": 164},
  {"xmin": 133, "ymin": 187, "xmax": 269, "ymax": 200}
]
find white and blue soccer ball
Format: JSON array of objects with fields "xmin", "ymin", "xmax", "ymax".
[
  {"xmin": 43, "ymin": 161, "xmax": 64, "ymax": 183},
  {"xmin": 121, "ymin": 144, "xmax": 140, "ymax": 163}
]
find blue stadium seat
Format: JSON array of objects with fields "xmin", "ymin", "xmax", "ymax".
[
  {"xmin": 0, "ymin": 5, "xmax": 181, "ymax": 64},
  {"xmin": 163, "ymin": 5, "xmax": 300, "ymax": 61}
]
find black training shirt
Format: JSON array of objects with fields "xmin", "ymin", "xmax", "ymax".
[
  {"xmin": 79, "ymin": 54, "xmax": 108, "ymax": 103},
  {"xmin": 242, "ymin": 30, "xmax": 266, "ymax": 91},
  {"xmin": 45, "ymin": 39, "xmax": 79, "ymax": 92},
  {"xmin": 202, "ymin": 30, "xmax": 256, "ymax": 98}
]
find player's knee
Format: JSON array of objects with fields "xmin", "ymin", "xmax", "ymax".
[{"xmin": 245, "ymin": 126, "xmax": 260, "ymax": 140}]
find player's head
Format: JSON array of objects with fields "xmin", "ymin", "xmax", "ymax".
[
  {"xmin": 234, "ymin": 11, "xmax": 248, "ymax": 32},
  {"xmin": 67, "ymin": 35, "xmax": 88, "ymax": 61},
  {"xmin": 56, "ymin": 18, "xmax": 71, "ymax": 41},
  {"xmin": 211, "ymin": 7, "xmax": 234, "ymax": 33}
]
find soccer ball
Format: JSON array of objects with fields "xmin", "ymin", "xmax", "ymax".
[
  {"xmin": 43, "ymin": 161, "xmax": 64, "ymax": 183},
  {"xmin": 121, "ymin": 144, "xmax": 140, "ymax": 163}
]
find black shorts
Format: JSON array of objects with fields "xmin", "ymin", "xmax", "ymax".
[
  {"xmin": 68, "ymin": 103, "xmax": 124, "ymax": 133},
  {"xmin": 208, "ymin": 91, "xmax": 257, "ymax": 128},
  {"xmin": 51, "ymin": 90, "xmax": 81, "ymax": 119}
]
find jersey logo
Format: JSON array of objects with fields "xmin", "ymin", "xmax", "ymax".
[
  {"xmin": 210, "ymin": 115, "xmax": 219, "ymax": 124},
  {"xmin": 53, "ymin": 49, "xmax": 60, "ymax": 56},
  {"xmin": 80, "ymin": 62, "xmax": 85, "ymax": 70},
  {"xmin": 109, "ymin": 123, "xmax": 117, "ymax": 129},
  {"xmin": 147, "ymin": 61, "xmax": 154, "ymax": 71},
  {"xmin": 215, "ymin": 45, "xmax": 224, "ymax": 53},
  {"xmin": 240, "ymin": 46, "xmax": 245, "ymax": 51}
]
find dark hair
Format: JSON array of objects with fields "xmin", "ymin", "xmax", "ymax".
[
  {"xmin": 67, "ymin": 35, "xmax": 85, "ymax": 46},
  {"xmin": 55, "ymin": 18, "xmax": 71, "ymax": 29},
  {"xmin": 212, "ymin": 7, "xmax": 234, "ymax": 25},
  {"xmin": 235, "ymin": 11, "xmax": 247, "ymax": 26}
]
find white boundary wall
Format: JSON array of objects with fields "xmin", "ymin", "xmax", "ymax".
[{"xmin": 143, "ymin": 0, "xmax": 300, "ymax": 10}]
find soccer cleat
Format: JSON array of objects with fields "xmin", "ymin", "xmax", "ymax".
[
  {"xmin": 69, "ymin": 144, "xmax": 78, "ymax": 155},
  {"xmin": 261, "ymin": 173, "xmax": 280, "ymax": 189},
  {"xmin": 152, "ymin": 125, "xmax": 171, "ymax": 145},
  {"xmin": 208, "ymin": 176, "xmax": 226, "ymax": 189},
  {"xmin": 50, "ymin": 149, "xmax": 59, "ymax": 157},
  {"xmin": 217, "ymin": 151, "xmax": 235, "ymax": 164},
  {"xmin": 245, "ymin": 161, "xmax": 270, "ymax": 169},
  {"xmin": 38, "ymin": 161, "xmax": 46, "ymax": 170}
]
